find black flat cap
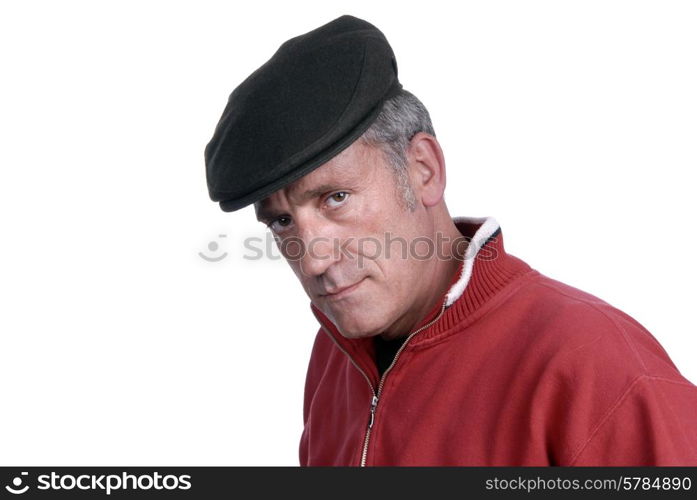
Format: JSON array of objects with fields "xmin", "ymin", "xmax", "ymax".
[{"xmin": 204, "ymin": 14, "xmax": 402, "ymax": 212}]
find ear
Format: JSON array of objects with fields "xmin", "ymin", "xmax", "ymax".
[{"xmin": 407, "ymin": 132, "xmax": 447, "ymax": 208}]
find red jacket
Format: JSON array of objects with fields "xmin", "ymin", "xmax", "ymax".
[{"xmin": 299, "ymin": 216, "xmax": 697, "ymax": 466}]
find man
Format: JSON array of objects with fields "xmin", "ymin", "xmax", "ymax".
[{"xmin": 204, "ymin": 15, "xmax": 697, "ymax": 466}]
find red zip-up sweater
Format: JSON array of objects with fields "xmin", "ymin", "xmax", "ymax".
[{"xmin": 299, "ymin": 216, "xmax": 697, "ymax": 466}]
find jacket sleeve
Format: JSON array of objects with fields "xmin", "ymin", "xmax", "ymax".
[{"xmin": 569, "ymin": 375, "xmax": 697, "ymax": 465}]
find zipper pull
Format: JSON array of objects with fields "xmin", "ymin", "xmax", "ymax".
[{"xmin": 368, "ymin": 395, "xmax": 379, "ymax": 429}]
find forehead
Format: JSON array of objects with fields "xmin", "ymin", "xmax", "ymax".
[{"xmin": 255, "ymin": 140, "xmax": 380, "ymax": 212}]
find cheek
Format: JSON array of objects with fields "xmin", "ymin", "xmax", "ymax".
[
  {"xmin": 345, "ymin": 191, "xmax": 396, "ymax": 235},
  {"xmin": 344, "ymin": 217, "xmax": 408, "ymax": 262}
]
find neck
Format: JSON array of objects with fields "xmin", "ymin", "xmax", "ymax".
[{"xmin": 378, "ymin": 219, "xmax": 466, "ymax": 340}]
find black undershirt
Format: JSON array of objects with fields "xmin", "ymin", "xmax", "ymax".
[{"xmin": 374, "ymin": 334, "xmax": 408, "ymax": 377}]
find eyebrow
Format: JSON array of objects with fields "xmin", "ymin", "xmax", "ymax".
[{"xmin": 255, "ymin": 183, "xmax": 349, "ymax": 223}]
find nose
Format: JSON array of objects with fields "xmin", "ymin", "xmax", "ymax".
[{"xmin": 294, "ymin": 223, "xmax": 338, "ymax": 278}]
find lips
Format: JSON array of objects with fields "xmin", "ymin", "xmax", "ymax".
[{"xmin": 322, "ymin": 278, "xmax": 366, "ymax": 299}]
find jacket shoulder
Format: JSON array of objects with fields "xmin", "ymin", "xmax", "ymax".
[
  {"xmin": 510, "ymin": 273, "xmax": 697, "ymax": 464},
  {"xmin": 518, "ymin": 273, "xmax": 685, "ymax": 381}
]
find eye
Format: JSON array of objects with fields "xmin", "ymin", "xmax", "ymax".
[
  {"xmin": 326, "ymin": 191, "xmax": 350, "ymax": 208},
  {"xmin": 268, "ymin": 215, "xmax": 292, "ymax": 233}
]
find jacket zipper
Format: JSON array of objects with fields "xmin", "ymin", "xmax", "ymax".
[{"xmin": 321, "ymin": 298, "xmax": 448, "ymax": 466}]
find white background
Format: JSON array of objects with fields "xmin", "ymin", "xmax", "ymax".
[{"xmin": 1, "ymin": 0, "xmax": 695, "ymax": 466}]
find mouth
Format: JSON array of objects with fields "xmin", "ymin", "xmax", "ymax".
[{"xmin": 321, "ymin": 278, "xmax": 366, "ymax": 300}]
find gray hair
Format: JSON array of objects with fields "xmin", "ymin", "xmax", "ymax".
[{"xmin": 358, "ymin": 89, "xmax": 436, "ymax": 211}]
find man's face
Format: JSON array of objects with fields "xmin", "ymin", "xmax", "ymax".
[{"xmin": 255, "ymin": 139, "xmax": 433, "ymax": 339}]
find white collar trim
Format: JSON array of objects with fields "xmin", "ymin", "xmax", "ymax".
[{"xmin": 444, "ymin": 216, "xmax": 501, "ymax": 307}]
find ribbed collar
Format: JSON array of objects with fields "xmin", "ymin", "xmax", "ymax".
[{"xmin": 310, "ymin": 216, "xmax": 534, "ymax": 383}]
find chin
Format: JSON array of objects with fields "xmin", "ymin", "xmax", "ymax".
[{"xmin": 334, "ymin": 318, "xmax": 381, "ymax": 340}]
